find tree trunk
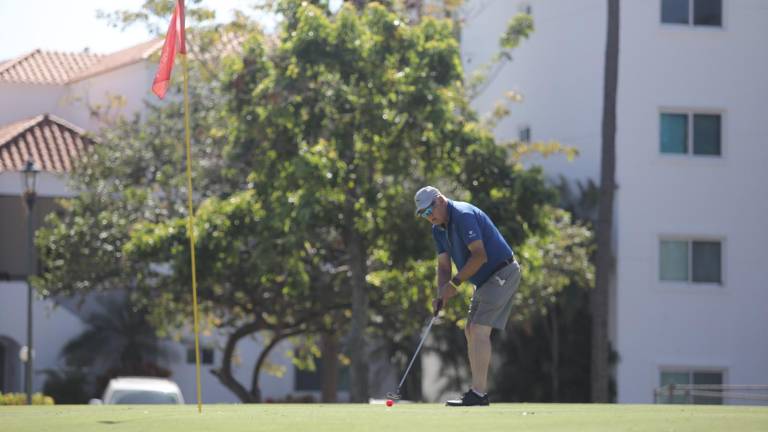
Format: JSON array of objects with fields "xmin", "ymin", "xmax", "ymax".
[
  {"xmin": 551, "ymin": 306, "xmax": 560, "ymax": 402},
  {"xmin": 345, "ymin": 197, "xmax": 369, "ymax": 402},
  {"xmin": 592, "ymin": 0, "xmax": 620, "ymax": 403},
  {"xmin": 212, "ymin": 320, "xmax": 307, "ymax": 403},
  {"xmin": 211, "ymin": 368, "xmax": 254, "ymax": 403},
  {"xmin": 251, "ymin": 328, "xmax": 308, "ymax": 403},
  {"xmin": 321, "ymin": 332, "xmax": 339, "ymax": 402},
  {"xmin": 211, "ymin": 322, "xmax": 262, "ymax": 403}
]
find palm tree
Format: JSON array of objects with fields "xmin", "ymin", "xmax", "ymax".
[
  {"xmin": 60, "ymin": 295, "xmax": 175, "ymax": 393},
  {"xmin": 592, "ymin": 0, "xmax": 620, "ymax": 403}
]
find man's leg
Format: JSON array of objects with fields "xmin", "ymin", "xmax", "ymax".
[
  {"xmin": 468, "ymin": 323, "xmax": 492, "ymax": 393},
  {"xmin": 464, "ymin": 324, "xmax": 473, "ymax": 385},
  {"xmin": 446, "ymin": 321, "xmax": 491, "ymax": 406}
]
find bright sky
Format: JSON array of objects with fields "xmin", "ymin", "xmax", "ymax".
[{"xmin": 0, "ymin": 0, "xmax": 322, "ymax": 61}]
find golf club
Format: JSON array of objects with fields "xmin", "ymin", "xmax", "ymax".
[{"xmin": 386, "ymin": 299, "xmax": 442, "ymax": 400}]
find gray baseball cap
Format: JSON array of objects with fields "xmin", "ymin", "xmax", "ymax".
[{"xmin": 414, "ymin": 186, "xmax": 441, "ymax": 215}]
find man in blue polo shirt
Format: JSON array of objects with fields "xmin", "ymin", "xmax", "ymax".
[{"xmin": 414, "ymin": 186, "xmax": 521, "ymax": 407}]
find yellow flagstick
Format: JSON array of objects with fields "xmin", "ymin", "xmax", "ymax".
[{"xmin": 181, "ymin": 52, "xmax": 203, "ymax": 414}]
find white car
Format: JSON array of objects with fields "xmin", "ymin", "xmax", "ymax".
[{"xmin": 90, "ymin": 377, "xmax": 185, "ymax": 404}]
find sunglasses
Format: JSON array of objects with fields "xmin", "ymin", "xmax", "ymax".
[{"xmin": 419, "ymin": 201, "xmax": 436, "ymax": 219}]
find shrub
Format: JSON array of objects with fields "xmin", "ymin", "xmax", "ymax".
[
  {"xmin": 0, "ymin": 392, "xmax": 55, "ymax": 405},
  {"xmin": 42, "ymin": 368, "xmax": 90, "ymax": 404}
]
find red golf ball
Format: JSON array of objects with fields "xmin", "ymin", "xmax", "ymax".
[{"xmin": 386, "ymin": 399, "xmax": 394, "ymax": 407}]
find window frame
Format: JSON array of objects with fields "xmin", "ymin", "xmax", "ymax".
[
  {"xmin": 659, "ymin": 109, "xmax": 724, "ymax": 158},
  {"xmin": 660, "ymin": 0, "xmax": 724, "ymax": 28},
  {"xmin": 294, "ymin": 359, "xmax": 350, "ymax": 392},
  {"xmin": 186, "ymin": 346, "xmax": 215, "ymax": 365},
  {"xmin": 518, "ymin": 124, "xmax": 531, "ymax": 143},
  {"xmin": 661, "ymin": 0, "xmax": 690, "ymax": 25},
  {"xmin": 658, "ymin": 367, "xmax": 726, "ymax": 404},
  {"xmin": 658, "ymin": 236, "xmax": 724, "ymax": 286}
]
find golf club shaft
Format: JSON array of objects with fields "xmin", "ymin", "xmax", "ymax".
[{"xmin": 396, "ymin": 315, "xmax": 436, "ymax": 391}]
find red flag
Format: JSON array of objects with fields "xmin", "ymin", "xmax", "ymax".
[{"xmin": 152, "ymin": 0, "xmax": 186, "ymax": 99}]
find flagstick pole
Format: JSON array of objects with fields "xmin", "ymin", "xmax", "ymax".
[{"xmin": 181, "ymin": 52, "xmax": 203, "ymax": 414}]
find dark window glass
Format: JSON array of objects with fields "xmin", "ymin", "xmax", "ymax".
[
  {"xmin": 295, "ymin": 358, "xmax": 350, "ymax": 391},
  {"xmin": 660, "ymin": 371, "xmax": 691, "ymax": 403},
  {"xmin": 693, "ymin": 372, "xmax": 723, "ymax": 404},
  {"xmin": 519, "ymin": 126, "xmax": 531, "ymax": 143},
  {"xmin": 661, "ymin": 114, "xmax": 688, "ymax": 154},
  {"xmin": 295, "ymin": 363, "xmax": 322, "ymax": 391},
  {"xmin": 694, "ymin": 0, "xmax": 722, "ymax": 26},
  {"xmin": 693, "ymin": 114, "xmax": 721, "ymax": 155},
  {"xmin": 201, "ymin": 348, "xmax": 214, "ymax": 365},
  {"xmin": 662, "ymin": 0, "xmax": 689, "ymax": 24},
  {"xmin": 187, "ymin": 347, "xmax": 214, "ymax": 365},
  {"xmin": 112, "ymin": 390, "xmax": 180, "ymax": 404},
  {"xmin": 660, "ymin": 240, "xmax": 689, "ymax": 281},
  {"xmin": 692, "ymin": 241, "xmax": 721, "ymax": 283},
  {"xmin": 659, "ymin": 371, "xmax": 723, "ymax": 404}
]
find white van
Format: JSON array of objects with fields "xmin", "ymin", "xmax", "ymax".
[{"xmin": 90, "ymin": 377, "xmax": 185, "ymax": 404}]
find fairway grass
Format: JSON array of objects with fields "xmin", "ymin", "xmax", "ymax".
[{"xmin": 2, "ymin": 403, "xmax": 767, "ymax": 432}]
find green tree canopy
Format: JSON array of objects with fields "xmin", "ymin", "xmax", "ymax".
[{"xmin": 36, "ymin": 0, "xmax": 594, "ymax": 403}]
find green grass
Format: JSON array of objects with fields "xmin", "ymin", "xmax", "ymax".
[{"xmin": 1, "ymin": 403, "xmax": 767, "ymax": 432}]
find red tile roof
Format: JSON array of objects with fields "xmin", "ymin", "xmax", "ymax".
[
  {"xmin": 0, "ymin": 114, "xmax": 94, "ymax": 172},
  {"xmin": 0, "ymin": 50, "xmax": 104, "ymax": 85},
  {"xmin": 0, "ymin": 37, "xmax": 164, "ymax": 86},
  {"xmin": 69, "ymin": 38, "xmax": 165, "ymax": 83},
  {"xmin": 0, "ymin": 26, "xmax": 252, "ymax": 86},
  {"xmin": 1, "ymin": 27, "xmax": 250, "ymax": 86}
]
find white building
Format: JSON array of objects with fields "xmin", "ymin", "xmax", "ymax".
[
  {"xmin": 0, "ymin": 40, "xmax": 335, "ymax": 403},
  {"xmin": 460, "ymin": 0, "xmax": 768, "ymax": 404},
  {"xmin": 3, "ymin": 1, "xmax": 765, "ymax": 406}
]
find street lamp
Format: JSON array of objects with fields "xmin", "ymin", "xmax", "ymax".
[{"xmin": 21, "ymin": 159, "xmax": 39, "ymax": 405}]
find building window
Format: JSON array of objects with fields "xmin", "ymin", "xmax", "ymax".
[
  {"xmin": 660, "ymin": 239, "xmax": 722, "ymax": 284},
  {"xmin": 661, "ymin": 0, "xmax": 722, "ymax": 26},
  {"xmin": 659, "ymin": 370, "xmax": 723, "ymax": 404},
  {"xmin": 294, "ymin": 358, "xmax": 349, "ymax": 391},
  {"xmin": 692, "ymin": 114, "xmax": 721, "ymax": 155},
  {"xmin": 518, "ymin": 125, "xmax": 531, "ymax": 143},
  {"xmin": 694, "ymin": 0, "xmax": 722, "ymax": 26},
  {"xmin": 660, "ymin": 112, "xmax": 721, "ymax": 156},
  {"xmin": 187, "ymin": 347, "xmax": 214, "ymax": 365},
  {"xmin": 662, "ymin": 0, "xmax": 689, "ymax": 24},
  {"xmin": 660, "ymin": 113, "xmax": 687, "ymax": 153}
]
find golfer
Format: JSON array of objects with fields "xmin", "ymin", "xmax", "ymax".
[{"xmin": 414, "ymin": 186, "xmax": 521, "ymax": 407}]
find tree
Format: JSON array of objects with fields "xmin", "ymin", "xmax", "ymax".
[
  {"xmin": 33, "ymin": 17, "xmax": 248, "ymax": 301},
  {"xmin": 33, "ymin": 20, "xmax": 256, "ymax": 399},
  {"xmin": 125, "ymin": 189, "xmax": 349, "ymax": 401},
  {"xmin": 41, "ymin": 368, "xmax": 90, "ymax": 404},
  {"xmin": 58, "ymin": 296, "xmax": 175, "ymax": 396},
  {"xmin": 222, "ymin": 0, "xmax": 471, "ymax": 402},
  {"xmin": 592, "ymin": 0, "xmax": 620, "ymax": 403},
  {"xmin": 36, "ymin": 0, "xmax": 596, "ymax": 404},
  {"xmin": 490, "ymin": 210, "xmax": 594, "ymax": 402}
]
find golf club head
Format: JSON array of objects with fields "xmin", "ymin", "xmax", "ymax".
[{"xmin": 385, "ymin": 391, "xmax": 401, "ymax": 400}]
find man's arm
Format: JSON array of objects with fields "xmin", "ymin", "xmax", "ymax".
[
  {"xmin": 434, "ymin": 241, "xmax": 487, "ymax": 314},
  {"xmin": 452, "ymin": 239, "xmax": 487, "ymax": 285},
  {"xmin": 436, "ymin": 252, "xmax": 454, "ymax": 299}
]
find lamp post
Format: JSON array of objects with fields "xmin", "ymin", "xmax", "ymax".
[{"xmin": 21, "ymin": 160, "xmax": 39, "ymax": 405}]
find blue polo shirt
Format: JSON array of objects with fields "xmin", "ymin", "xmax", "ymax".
[{"xmin": 432, "ymin": 200, "xmax": 514, "ymax": 287}]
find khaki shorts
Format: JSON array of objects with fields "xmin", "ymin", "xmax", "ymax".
[{"xmin": 467, "ymin": 261, "xmax": 521, "ymax": 330}]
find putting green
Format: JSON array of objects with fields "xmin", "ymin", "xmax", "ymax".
[{"xmin": 1, "ymin": 403, "xmax": 767, "ymax": 432}]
